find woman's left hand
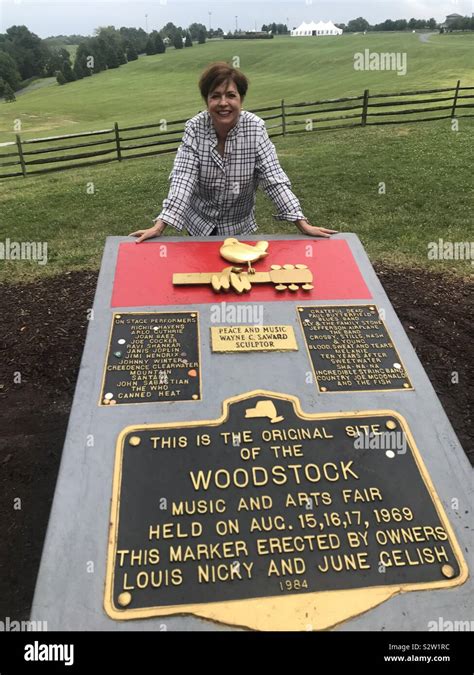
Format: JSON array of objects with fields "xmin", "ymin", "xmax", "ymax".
[{"xmin": 295, "ymin": 219, "xmax": 338, "ymax": 238}]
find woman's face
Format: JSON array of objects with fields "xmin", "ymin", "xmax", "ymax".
[{"xmin": 207, "ymin": 79, "xmax": 242, "ymax": 134}]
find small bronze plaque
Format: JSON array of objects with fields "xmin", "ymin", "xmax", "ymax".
[
  {"xmin": 297, "ymin": 305, "xmax": 413, "ymax": 392},
  {"xmin": 104, "ymin": 391, "xmax": 466, "ymax": 629},
  {"xmin": 211, "ymin": 325, "xmax": 298, "ymax": 353},
  {"xmin": 99, "ymin": 312, "xmax": 201, "ymax": 405}
]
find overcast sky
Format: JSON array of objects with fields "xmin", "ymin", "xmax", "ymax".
[{"xmin": 0, "ymin": 0, "xmax": 472, "ymax": 38}]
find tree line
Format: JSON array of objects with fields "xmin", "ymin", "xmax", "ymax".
[
  {"xmin": 261, "ymin": 16, "xmax": 474, "ymax": 33},
  {"xmin": 0, "ymin": 22, "xmax": 223, "ymax": 98},
  {"xmin": 339, "ymin": 16, "xmax": 474, "ymax": 32}
]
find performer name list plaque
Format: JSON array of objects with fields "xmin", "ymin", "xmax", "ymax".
[
  {"xmin": 100, "ymin": 312, "xmax": 201, "ymax": 405},
  {"xmin": 298, "ymin": 305, "xmax": 413, "ymax": 392}
]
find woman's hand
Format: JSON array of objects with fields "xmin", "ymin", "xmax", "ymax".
[
  {"xmin": 295, "ymin": 219, "xmax": 338, "ymax": 238},
  {"xmin": 129, "ymin": 219, "xmax": 167, "ymax": 243}
]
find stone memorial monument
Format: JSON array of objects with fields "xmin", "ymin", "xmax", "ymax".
[{"xmin": 31, "ymin": 234, "xmax": 471, "ymax": 631}]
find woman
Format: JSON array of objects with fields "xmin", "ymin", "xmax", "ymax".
[{"xmin": 130, "ymin": 62, "xmax": 336, "ymax": 242}]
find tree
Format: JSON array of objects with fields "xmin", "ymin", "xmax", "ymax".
[
  {"xmin": 393, "ymin": 19, "xmax": 408, "ymax": 31},
  {"xmin": 84, "ymin": 37, "xmax": 107, "ymax": 72},
  {"xmin": 172, "ymin": 32, "xmax": 184, "ymax": 49},
  {"xmin": 73, "ymin": 58, "xmax": 86, "ymax": 79},
  {"xmin": 347, "ymin": 17, "xmax": 370, "ymax": 32},
  {"xmin": 261, "ymin": 22, "xmax": 287, "ymax": 34},
  {"xmin": 379, "ymin": 19, "xmax": 395, "ymax": 31},
  {"xmin": 188, "ymin": 23, "xmax": 206, "ymax": 41},
  {"xmin": 44, "ymin": 47, "xmax": 72, "ymax": 77},
  {"xmin": 451, "ymin": 16, "xmax": 472, "ymax": 30},
  {"xmin": 105, "ymin": 48, "xmax": 119, "ymax": 68},
  {"xmin": 3, "ymin": 25, "xmax": 50, "ymax": 79},
  {"xmin": 159, "ymin": 22, "xmax": 185, "ymax": 48},
  {"xmin": 4, "ymin": 82, "xmax": 16, "ymax": 101},
  {"xmin": 0, "ymin": 51, "xmax": 21, "ymax": 90},
  {"xmin": 145, "ymin": 35, "xmax": 157, "ymax": 55},
  {"xmin": 153, "ymin": 32, "xmax": 166, "ymax": 53},
  {"xmin": 145, "ymin": 31, "xmax": 165, "ymax": 55},
  {"xmin": 428, "ymin": 18, "xmax": 437, "ymax": 30},
  {"xmin": 160, "ymin": 22, "xmax": 179, "ymax": 41},
  {"xmin": 207, "ymin": 28, "xmax": 223, "ymax": 39},
  {"xmin": 74, "ymin": 43, "xmax": 92, "ymax": 77},
  {"xmin": 56, "ymin": 70, "xmax": 66, "ymax": 85},
  {"xmin": 126, "ymin": 45, "xmax": 138, "ymax": 61},
  {"xmin": 94, "ymin": 26, "xmax": 127, "ymax": 69},
  {"xmin": 185, "ymin": 31, "xmax": 193, "ymax": 47},
  {"xmin": 197, "ymin": 29, "xmax": 206, "ymax": 44},
  {"xmin": 62, "ymin": 60, "xmax": 76, "ymax": 82},
  {"xmin": 119, "ymin": 27, "xmax": 148, "ymax": 54},
  {"xmin": 44, "ymin": 34, "xmax": 87, "ymax": 46}
]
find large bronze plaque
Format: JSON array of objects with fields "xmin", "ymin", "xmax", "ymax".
[
  {"xmin": 104, "ymin": 391, "xmax": 466, "ymax": 629},
  {"xmin": 99, "ymin": 312, "xmax": 201, "ymax": 405},
  {"xmin": 297, "ymin": 305, "xmax": 413, "ymax": 392}
]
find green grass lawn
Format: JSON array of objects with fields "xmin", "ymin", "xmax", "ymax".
[
  {"xmin": 0, "ymin": 33, "xmax": 472, "ymax": 142},
  {"xmin": 0, "ymin": 117, "xmax": 472, "ymax": 283}
]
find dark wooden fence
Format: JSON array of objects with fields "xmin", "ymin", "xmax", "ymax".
[{"xmin": 1, "ymin": 81, "xmax": 472, "ymax": 179}]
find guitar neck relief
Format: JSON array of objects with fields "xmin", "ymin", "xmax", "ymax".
[{"xmin": 173, "ymin": 264, "xmax": 314, "ymax": 293}]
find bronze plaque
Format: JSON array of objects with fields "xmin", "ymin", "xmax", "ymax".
[
  {"xmin": 297, "ymin": 305, "xmax": 413, "ymax": 392},
  {"xmin": 99, "ymin": 312, "xmax": 201, "ymax": 405},
  {"xmin": 104, "ymin": 391, "xmax": 466, "ymax": 630},
  {"xmin": 210, "ymin": 325, "xmax": 298, "ymax": 352}
]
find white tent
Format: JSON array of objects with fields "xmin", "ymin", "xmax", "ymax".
[{"xmin": 291, "ymin": 20, "xmax": 342, "ymax": 36}]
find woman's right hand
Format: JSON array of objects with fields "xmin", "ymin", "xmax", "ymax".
[{"xmin": 129, "ymin": 218, "xmax": 167, "ymax": 243}]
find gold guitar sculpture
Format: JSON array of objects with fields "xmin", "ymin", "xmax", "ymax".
[{"xmin": 173, "ymin": 239, "xmax": 314, "ymax": 294}]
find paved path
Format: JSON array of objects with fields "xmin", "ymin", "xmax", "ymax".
[{"xmin": 419, "ymin": 32, "xmax": 438, "ymax": 43}]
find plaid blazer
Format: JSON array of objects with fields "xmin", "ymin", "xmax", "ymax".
[{"xmin": 155, "ymin": 110, "xmax": 305, "ymax": 235}]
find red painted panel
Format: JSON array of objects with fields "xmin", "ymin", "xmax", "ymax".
[{"xmin": 111, "ymin": 239, "xmax": 372, "ymax": 307}]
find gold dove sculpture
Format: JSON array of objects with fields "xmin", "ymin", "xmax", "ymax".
[{"xmin": 219, "ymin": 238, "xmax": 269, "ymax": 273}]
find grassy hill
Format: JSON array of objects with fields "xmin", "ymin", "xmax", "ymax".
[{"xmin": 0, "ymin": 33, "xmax": 472, "ymax": 142}]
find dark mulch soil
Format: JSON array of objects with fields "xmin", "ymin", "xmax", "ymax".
[{"xmin": 0, "ymin": 265, "xmax": 472, "ymax": 620}]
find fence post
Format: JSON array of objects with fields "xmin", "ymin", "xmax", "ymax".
[
  {"xmin": 114, "ymin": 122, "xmax": 122, "ymax": 161},
  {"xmin": 15, "ymin": 134, "xmax": 27, "ymax": 177},
  {"xmin": 451, "ymin": 80, "xmax": 461, "ymax": 118},
  {"xmin": 281, "ymin": 99, "xmax": 286, "ymax": 136},
  {"xmin": 361, "ymin": 89, "xmax": 369, "ymax": 126}
]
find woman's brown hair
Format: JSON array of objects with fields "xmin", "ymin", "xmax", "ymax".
[{"xmin": 198, "ymin": 62, "xmax": 249, "ymax": 101}]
